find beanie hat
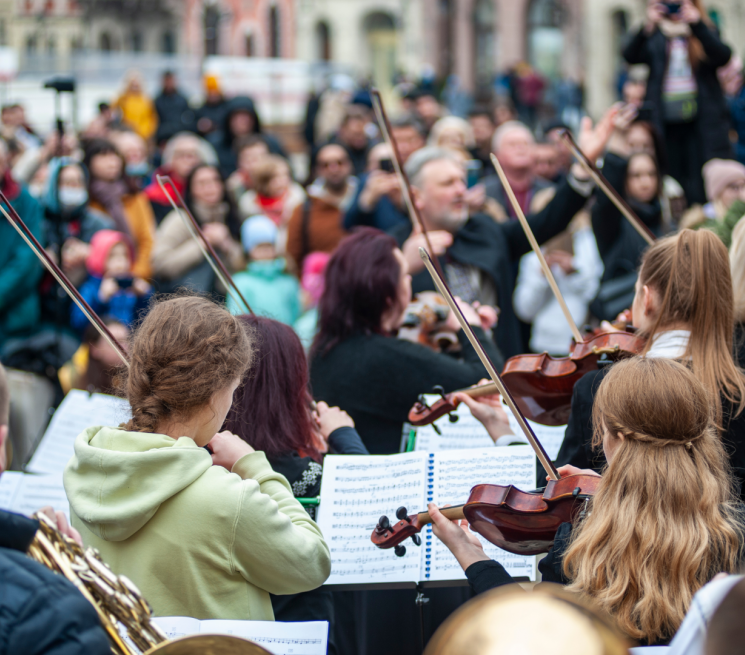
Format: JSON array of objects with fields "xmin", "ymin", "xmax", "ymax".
[
  {"xmin": 204, "ymin": 74, "xmax": 220, "ymax": 93},
  {"xmin": 301, "ymin": 251, "xmax": 331, "ymax": 305},
  {"xmin": 86, "ymin": 230, "xmax": 133, "ymax": 277},
  {"xmin": 703, "ymin": 159, "xmax": 745, "ymax": 202},
  {"xmin": 241, "ymin": 215, "xmax": 277, "ymax": 253}
]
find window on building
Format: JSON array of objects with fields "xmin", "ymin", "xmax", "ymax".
[
  {"xmin": 204, "ymin": 3, "xmax": 220, "ymax": 56},
  {"xmin": 245, "ymin": 33, "xmax": 254, "ymax": 57},
  {"xmin": 25, "ymin": 34, "xmax": 37, "ymax": 54},
  {"xmin": 269, "ymin": 5, "xmax": 280, "ymax": 58},
  {"xmin": 528, "ymin": 0, "xmax": 565, "ymax": 79},
  {"xmin": 473, "ymin": 0, "xmax": 496, "ymax": 88},
  {"xmin": 438, "ymin": 0, "xmax": 454, "ymax": 78},
  {"xmin": 99, "ymin": 32, "xmax": 113, "ymax": 52},
  {"xmin": 315, "ymin": 21, "xmax": 331, "ymax": 61},
  {"xmin": 162, "ymin": 30, "xmax": 175, "ymax": 54},
  {"xmin": 47, "ymin": 36, "xmax": 56, "ymax": 54},
  {"xmin": 131, "ymin": 31, "xmax": 143, "ymax": 52},
  {"xmin": 364, "ymin": 12, "xmax": 397, "ymax": 91}
]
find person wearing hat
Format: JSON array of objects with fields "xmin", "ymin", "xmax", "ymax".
[
  {"xmin": 680, "ymin": 158, "xmax": 745, "ymax": 246},
  {"xmin": 228, "ymin": 215, "xmax": 301, "ymax": 325},
  {"xmin": 195, "ymin": 74, "xmax": 228, "ymax": 138}
]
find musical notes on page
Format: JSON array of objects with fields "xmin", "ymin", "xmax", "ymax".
[
  {"xmin": 27, "ymin": 390, "xmax": 130, "ymax": 476},
  {"xmin": 317, "ymin": 452, "xmax": 427, "ymax": 586},
  {"xmin": 424, "ymin": 447, "xmax": 537, "ymax": 582},
  {"xmin": 0, "ymin": 471, "xmax": 69, "ymax": 520},
  {"xmin": 151, "ymin": 617, "xmax": 329, "ymax": 655},
  {"xmin": 414, "ymin": 394, "xmax": 494, "ymax": 452}
]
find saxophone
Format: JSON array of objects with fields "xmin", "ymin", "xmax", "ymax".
[{"xmin": 27, "ymin": 512, "xmax": 269, "ymax": 655}]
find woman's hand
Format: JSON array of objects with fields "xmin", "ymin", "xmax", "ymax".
[
  {"xmin": 428, "ymin": 503, "xmax": 490, "ymax": 571},
  {"xmin": 573, "ymin": 104, "xmax": 621, "ymax": 168},
  {"xmin": 98, "ymin": 277, "xmax": 119, "ymax": 302},
  {"xmin": 646, "ymin": 2, "xmax": 666, "ymax": 32},
  {"xmin": 38, "ymin": 506, "xmax": 83, "ymax": 546},
  {"xmin": 208, "ymin": 430, "xmax": 255, "ymax": 470},
  {"xmin": 132, "ymin": 278, "xmax": 151, "ymax": 297},
  {"xmin": 550, "ymin": 464, "xmax": 601, "ymax": 482},
  {"xmin": 314, "ymin": 401, "xmax": 355, "ymax": 439},
  {"xmin": 679, "ymin": 0, "xmax": 701, "ymax": 24},
  {"xmin": 453, "ymin": 383, "xmax": 514, "ymax": 443},
  {"xmin": 203, "ymin": 222, "xmax": 231, "ymax": 250},
  {"xmin": 443, "ymin": 296, "xmax": 482, "ymax": 332},
  {"xmin": 472, "ymin": 302, "xmax": 499, "ymax": 330},
  {"xmin": 464, "ymin": 183, "xmax": 486, "ymax": 213}
]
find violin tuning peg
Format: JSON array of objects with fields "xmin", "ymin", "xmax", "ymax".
[
  {"xmin": 448, "ymin": 413, "xmax": 459, "ymax": 424},
  {"xmin": 395, "ymin": 506, "xmax": 409, "ymax": 521},
  {"xmin": 377, "ymin": 515, "xmax": 392, "ymax": 531},
  {"xmin": 394, "ymin": 544, "xmax": 407, "ymax": 557},
  {"xmin": 411, "ymin": 534, "xmax": 421, "ymax": 546},
  {"xmin": 433, "ymin": 423, "xmax": 442, "ymax": 436}
]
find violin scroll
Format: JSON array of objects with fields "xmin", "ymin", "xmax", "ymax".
[{"xmin": 372, "ymin": 506, "xmax": 423, "ymax": 557}]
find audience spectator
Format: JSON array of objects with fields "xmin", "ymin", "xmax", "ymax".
[
  {"xmin": 111, "ymin": 71, "xmax": 158, "ymax": 142},
  {"xmin": 484, "ymin": 121, "xmax": 556, "ymax": 222},
  {"xmin": 344, "ymin": 142, "xmax": 408, "ymax": 231},
  {"xmin": 228, "ymin": 215, "xmax": 301, "ymax": 325},
  {"xmin": 225, "ymin": 135, "xmax": 271, "ymax": 204},
  {"xmin": 294, "ymin": 251, "xmax": 330, "ymax": 350},
  {"xmin": 493, "ymin": 96, "xmax": 518, "ymax": 128},
  {"xmin": 533, "ymin": 141, "xmax": 563, "ymax": 184},
  {"xmin": 513, "ymin": 62, "xmax": 545, "ymax": 128},
  {"xmin": 238, "ymin": 155, "xmax": 305, "ymax": 251},
  {"xmin": 154, "ymin": 70, "xmax": 195, "ymax": 145},
  {"xmin": 544, "ymin": 121, "xmax": 575, "ymax": 180},
  {"xmin": 84, "ymin": 138, "xmax": 156, "ymax": 279},
  {"xmin": 328, "ymin": 106, "xmax": 374, "ymax": 176},
  {"xmin": 0, "ymin": 103, "xmax": 42, "ymax": 151},
  {"xmin": 145, "ymin": 131, "xmax": 218, "ymax": 224},
  {"xmin": 71, "ymin": 229, "xmax": 151, "ymax": 334},
  {"xmin": 0, "ymin": 140, "xmax": 44, "ymax": 353},
  {"xmin": 720, "ymin": 55, "xmax": 745, "ymax": 166},
  {"xmin": 428, "ymin": 117, "xmax": 475, "ymax": 152},
  {"xmin": 211, "ymin": 96, "xmax": 285, "ymax": 178},
  {"xmin": 468, "ymin": 107, "xmax": 496, "ymax": 175},
  {"xmin": 152, "ymin": 163, "xmax": 243, "ymax": 294},
  {"xmin": 195, "ymin": 74, "xmax": 228, "ymax": 137},
  {"xmin": 81, "ymin": 102, "xmax": 117, "ymax": 140},
  {"xmin": 286, "ymin": 144, "xmax": 356, "ymax": 270},
  {"xmin": 623, "ymin": 0, "xmax": 733, "ymax": 205},
  {"xmin": 414, "ymin": 90, "xmax": 444, "ymax": 136},
  {"xmin": 110, "ymin": 130, "xmax": 151, "ymax": 188}
]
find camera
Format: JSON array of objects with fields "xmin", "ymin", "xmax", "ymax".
[
  {"xmin": 379, "ymin": 158, "xmax": 395, "ymax": 174},
  {"xmin": 662, "ymin": 1, "xmax": 681, "ymax": 15},
  {"xmin": 43, "ymin": 76, "xmax": 76, "ymax": 93}
]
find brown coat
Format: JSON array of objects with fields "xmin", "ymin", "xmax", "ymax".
[{"xmin": 286, "ymin": 196, "xmax": 348, "ymax": 270}]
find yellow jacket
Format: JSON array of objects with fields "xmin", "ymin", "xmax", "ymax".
[{"xmin": 113, "ymin": 92, "xmax": 158, "ymax": 141}]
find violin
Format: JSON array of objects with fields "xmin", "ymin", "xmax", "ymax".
[
  {"xmin": 373, "ymin": 248, "xmax": 601, "ymax": 557},
  {"xmin": 399, "ymin": 291, "xmax": 459, "ymax": 352},
  {"xmin": 372, "ymin": 473, "xmax": 601, "ymax": 556}
]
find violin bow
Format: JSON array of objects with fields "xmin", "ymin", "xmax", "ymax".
[
  {"xmin": 0, "ymin": 192, "xmax": 129, "ymax": 367},
  {"xmin": 418, "ymin": 246, "xmax": 560, "ymax": 480},
  {"xmin": 370, "ymin": 88, "xmax": 447, "ymax": 280},
  {"xmin": 155, "ymin": 175, "xmax": 254, "ymax": 315},
  {"xmin": 490, "ymin": 153, "xmax": 584, "ymax": 345},
  {"xmin": 559, "ymin": 129, "xmax": 656, "ymax": 246}
]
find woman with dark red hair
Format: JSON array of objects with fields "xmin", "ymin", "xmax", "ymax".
[
  {"xmin": 224, "ymin": 314, "xmax": 367, "ymax": 648},
  {"xmin": 309, "ymin": 227, "xmax": 505, "ymax": 455}
]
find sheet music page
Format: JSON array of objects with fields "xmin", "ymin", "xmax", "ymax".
[
  {"xmin": 503, "ymin": 406, "xmax": 566, "ymax": 461},
  {"xmin": 424, "ymin": 446, "xmax": 537, "ymax": 582},
  {"xmin": 11, "ymin": 474, "xmax": 69, "ymax": 521},
  {"xmin": 414, "ymin": 394, "xmax": 494, "ymax": 452},
  {"xmin": 0, "ymin": 471, "xmax": 24, "ymax": 510},
  {"xmin": 27, "ymin": 390, "xmax": 130, "ymax": 475},
  {"xmin": 148, "ymin": 616, "xmax": 201, "ymax": 640},
  {"xmin": 201, "ymin": 620, "xmax": 328, "ymax": 655},
  {"xmin": 317, "ymin": 452, "xmax": 427, "ymax": 586}
]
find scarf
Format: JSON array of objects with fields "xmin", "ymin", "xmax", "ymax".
[
  {"xmin": 658, "ymin": 19, "xmax": 692, "ymax": 39},
  {"xmin": 192, "ymin": 200, "xmax": 229, "ymax": 226},
  {"xmin": 89, "ymin": 178, "xmax": 132, "ymax": 239}
]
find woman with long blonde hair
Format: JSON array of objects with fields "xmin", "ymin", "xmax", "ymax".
[
  {"xmin": 729, "ymin": 217, "xmax": 745, "ymax": 365},
  {"xmin": 428, "ymin": 357, "xmax": 744, "ymax": 646},
  {"xmin": 555, "ymin": 229, "xmax": 745, "ymax": 499}
]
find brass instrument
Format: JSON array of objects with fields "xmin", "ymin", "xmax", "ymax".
[{"xmin": 27, "ymin": 512, "xmax": 271, "ymax": 655}]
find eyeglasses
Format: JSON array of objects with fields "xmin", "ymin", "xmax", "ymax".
[{"xmin": 318, "ymin": 159, "xmax": 346, "ymax": 168}]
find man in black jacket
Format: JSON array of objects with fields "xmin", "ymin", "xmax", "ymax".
[
  {"xmin": 154, "ymin": 71, "xmax": 196, "ymax": 146},
  {"xmin": 391, "ymin": 109, "xmax": 615, "ymax": 358},
  {"xmin": 0, "ymin": 362, "xmax": 110, "ymax": 655}
]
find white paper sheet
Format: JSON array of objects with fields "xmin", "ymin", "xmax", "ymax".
[
  {"xmin": 424, "ymin": 446, "xmax": 537, "ymax": 582},
  {"xmin": 0, "ymin": 471, "xmax": 68, "ymax": 520},
  {"xmin": 27, "ymin": 390, "xmax": 130, "ymax": 475},
  {"xmin": 317, "ymin": 452, "xmax": 426, "ymax": 586},
  {"xmin": 503, "ymin": 410, "xmax": 567, "ymax": 461},
  {"xmin": 152, "ymin": 617, "xmax": 328, "ymax": 655}
]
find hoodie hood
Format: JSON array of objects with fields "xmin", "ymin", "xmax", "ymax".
[
  {"xmin": 86, "ymin": 229, "xmax": 134, "ymax": 277},
  {"xmin": 64, "ymin": 426, "xmax": 212, "ymax": 541},
  {"xmin": 42, "ymin": 157, "xmax": 89, "ymax": 216},
  {"xmin": 221, "ymin": 96, "xmax": 262, "ymax": 146}
]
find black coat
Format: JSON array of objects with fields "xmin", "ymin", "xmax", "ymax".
[
  {"xmin": 622, "ymin": 21, "xmax": 733, "ymax": 164},
  {"xmin": 0, "ymin": 510, "xmax": 110, "ymax": 655},
  {"xmin": 389, "ymin": 178, "xmax": 588, "ymax": 358},
  {"xmin": 154, "ymin": 90, "xmax": 196, "ymax": 143},
  {"xmin": 310, "ymin": 328, "xmax": 503, "ymax": 454}
]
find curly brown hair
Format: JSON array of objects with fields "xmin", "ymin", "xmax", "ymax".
[{"xmin": 117, "ymin": 294, "xmax": 254, "ymax": 433}]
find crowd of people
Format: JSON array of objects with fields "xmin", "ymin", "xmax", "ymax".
[{"xmin": 4, "ymin": 0, "xmax": 745, "ymax": 653}]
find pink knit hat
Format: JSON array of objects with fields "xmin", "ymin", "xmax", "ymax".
[
  {"xmin": 301, "ymin": 251, "xmax": 330, "ymax": 305},
  {"xmin": 86, "ymin": 230, "xmax": 133, "ymax": 277},
  {"xmin": 703, "ymin": 159, "xmax": 745, "ymax": 202}
]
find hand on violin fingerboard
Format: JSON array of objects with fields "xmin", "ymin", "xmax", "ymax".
[
  {"xmin": 552, "ymin": 464, "xmax": 601, "ymax": 481},
  {"xmin": 427, "ymin": 503, "xmax": 490, "ymax": 572}
]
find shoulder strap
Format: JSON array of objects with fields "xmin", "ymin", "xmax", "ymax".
[{"xmin": 300, "ymin": 197, "xmax": 313, "ymax": 263}]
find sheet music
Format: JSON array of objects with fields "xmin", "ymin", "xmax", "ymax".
[
  {"xmin": 317, "ymin": 452, "xmax": 427, "ymax": 586},
  {"xmin": 0, "ymin": 472, "xmax": 69, "ymax": 520},
  {"xmin": 423, "ymin": 447, "xmax": 537, "ymax": 582},
  {"xmin": 27, "ymin": 390, "xmax": 130, "ymax": 475},
  {"xmin": 152, "ymin": 617, "xmax": 328, "ymax": 655},
  {"xmin": 503, "ymin": 409, "xmax": 566, "ymax": 461},
  {"xmin": 413, "ymin": 394, "xmax": 494, "ymax": 452}
]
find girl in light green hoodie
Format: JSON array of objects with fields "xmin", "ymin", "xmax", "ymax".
[{"xmin": 63, "ymin": 295, "xmax": 331, "ymax": 621}]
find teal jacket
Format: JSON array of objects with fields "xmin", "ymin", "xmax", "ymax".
[
  {"xmin": 227, "ymin": 258, "xmax": 301, "ymax": 325},
  {"xmin": 0, "ymin": 185, "xmax": 44, "ymax": 346}
]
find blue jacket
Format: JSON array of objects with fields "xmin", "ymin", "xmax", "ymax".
[
  {"xmin": 227, "ymin": 258, "xmax": 301, "ymax": 325},
  {"xmin": 0, "ymin": 185, "xmax": 44, "ymax": 346},
  {"xmin": 71, "ymin": 276, "xmax": 152, "ymax": 333},
  {"xmin": 343, "ymin": 173, "xmax": 409, "ymax": 232},
  {"xmin": 0, "ymin": 510, "xmax": 110, "ymax": 655}
]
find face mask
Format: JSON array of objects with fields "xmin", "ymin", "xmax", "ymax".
[
  {"xmin": 28, "ymin": 184, "xmax": 44, "ymax": 198},
  {"xmin": 58, "ymin": 186, "xmax": 88, "ymax": 208},
  {"xmin": 126, "ymin": 161, "xmax": 150, "ymax": 177}
]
